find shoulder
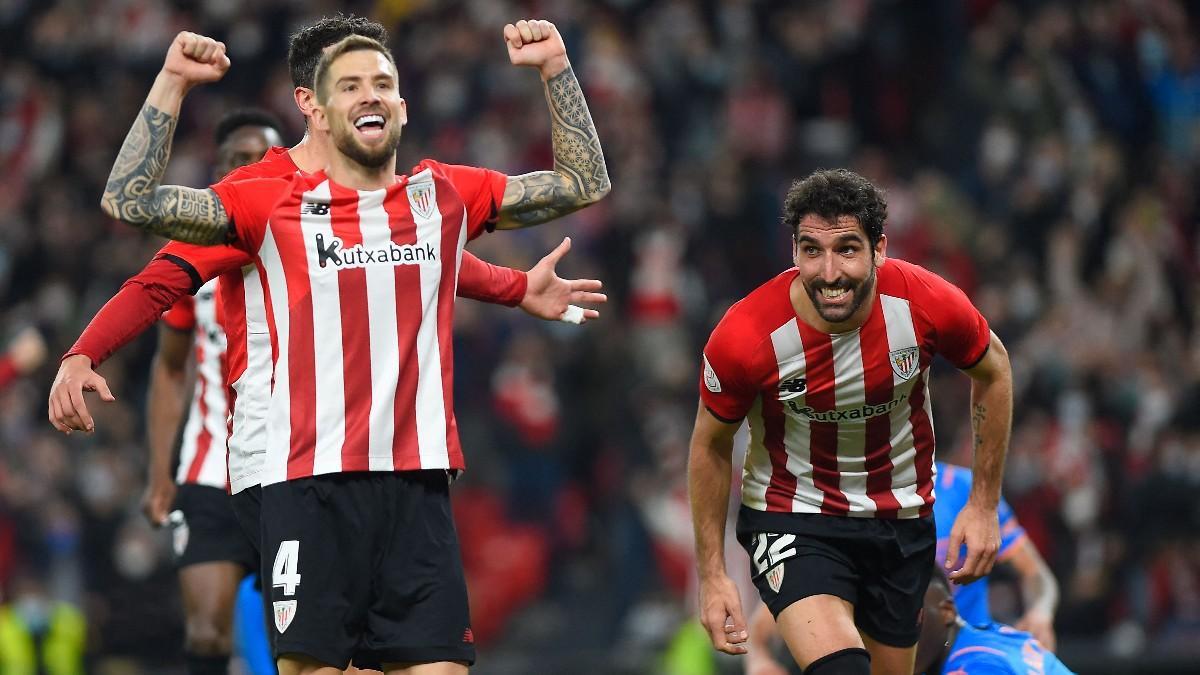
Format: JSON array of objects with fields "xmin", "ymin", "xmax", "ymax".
[
  {"xmin": 877, "ymin": 258, "xmax": 965, "ymax": 302},
  {"xmin": 708, "ymin": 269, "xmax": 799, "ymax": 351}
]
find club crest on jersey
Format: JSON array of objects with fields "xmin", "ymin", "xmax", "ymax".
[
  {"xmin": 407, "ymin": 183, "xmax": 436, "ymax": 220},
  {"xmin": 703, "ymin": 355, "xmax": 722, "ymax": 393},
  {"xmin": 889, "ymin": 346, "xmax": 920, "ymax": 380},
  {"xmin": 766, "ymin": 563, "xmax": 785, "ymax": 593},
  {"xmin": 273, "ymin": 600, "xmax": 297, "ymax": 634}
]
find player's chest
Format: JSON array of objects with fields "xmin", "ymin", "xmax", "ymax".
[{"xmin": 765, "ymin": 322, "xmax": 929, "ymax": 423}]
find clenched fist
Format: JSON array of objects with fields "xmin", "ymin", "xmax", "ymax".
[
  {"xmin": 503, "ymin": 19, "xmax": 569, "ymax": 79},
  {"xmin": 161, "ymin": 31, "xmax": 230, "ymax": 89}
]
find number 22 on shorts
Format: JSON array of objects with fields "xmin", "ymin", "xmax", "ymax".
[{"xmin": 273, "ymin": 540, "xmax": 302, "ymax": 596}]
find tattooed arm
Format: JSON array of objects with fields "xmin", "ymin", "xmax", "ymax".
[
  {"xmin": 945, "ymin": 330, "xmax": 1013, "ymax": 585},
  {"xmin": 496, "ymin": 20, "xmax": 610, "ymax": 229},
  {"xmin": 100, "ymin": 32, "xmax": 234, "ymax": 245}
]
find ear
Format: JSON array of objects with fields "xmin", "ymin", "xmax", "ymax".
[
  {"xmin": 311, "ymin": 102, "xmax": 330, "ymax": 134},
  {"xmin": 294, "ymin": 87, "xmax": 317, "ymax": 119},
  {"xmin": 874, "ymin": 233, "xmax": 888, "ymax": 268},
  {"xmin": 396, "ymin": 98, "xmax": 408, "ymax": 128}
]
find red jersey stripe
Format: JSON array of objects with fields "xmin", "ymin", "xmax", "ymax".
[
  {"xmin": 331, "ymin": 182, "xmax": 372, "ymax": 473},
  {"xmin": 795, "ymin": 323, "xmax": 850, "ymax": 514},
  {"xmin": 859, "ymin": 300, "xmax": 901, "ymax": 517}
]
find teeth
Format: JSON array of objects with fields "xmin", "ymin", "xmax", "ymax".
[
  {"xmin": 354, "ymin": 114, "xmax": 384, "ymax": 129},
  {"xmin": 821, "ymin": 288, "xmax": 847, "ymax": 299}
]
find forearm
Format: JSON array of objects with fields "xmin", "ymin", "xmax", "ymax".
[
  {"xmin": 499, "ymin": 66, "xmax": 610, "ymax": 228},
  {"xmin": 967, "ymin": 375, "xmax": 1012, "ymax": 509},
  {"xmin": 456, "ymin": 251, "xmax": 527, "ymax": 306},
  {"xmin": 689, "ymin": 438, "xmax": 735, "ymax": 579},
  {"xmin": 101, "ymin": 78, "xmax": 229, "ymax": 244},
  {"xmin": 146, "ymin": 354, "xmax": 186, "ymax": 483},
  {"xmin": 1017, "ymin": 545, "xmax": 1060, "ymax": 617},
  {"xmin": 65, "ymin": 259, "xmax": 193, "ymax": 366}
]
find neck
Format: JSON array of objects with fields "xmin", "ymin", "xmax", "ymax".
[
  {"xmin": 326, "ymin": 150, "xmax": 397, "ymax": 190},
  {"xmin": 288, "ymin": 130, "xmax": 333, "ymax": 174}
]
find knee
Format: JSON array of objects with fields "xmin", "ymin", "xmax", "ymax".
[
  {"xmin": 184, "ymin": 617, "xmax": 233, "ymax": 656},
  {"xmin": 803, "ymin": 647, "xmax": 871, "ymax": 675}
]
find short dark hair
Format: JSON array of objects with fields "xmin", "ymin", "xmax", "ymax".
[
  {"xmin": 782, "ymin": 169, "xmax": 888, "ymax": 250},
  {"xmin": 214, "ymin": 108, "xmax": 284, "ymax": 146},
  {"xmin": 287, "ymin": 14, "xmax": 389, "ymax": 89},
  {"xmin": 313, "ymin": 35, "xmax": 396, "ymax": 104}
]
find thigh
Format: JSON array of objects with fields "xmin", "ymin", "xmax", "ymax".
[
  {"xmin": 261, "ymin": 476, "xmax": 370, "ymax": 669},
  {"xmin": 178, "ymin": 560, "xmax": 245, "ymax": 626},
  {"xmin": 853, "ymin": 518, "xmax": 935, "ymax": 649},
  {"xmin": 776, "ymin": 594, "xmax": 864, "ymax": 669},
  {"xmin": 230, "ymin": 485, "xmax": 264, "ymax": 565},
  {"xmin": 738, "ymin": 529, "xmax": 860, "ymax": 619},
  {"xmin": 174, "ymin": 484, "xmax": 257, "ymax": 571},
  {"xmin": 354, "ymin": 472, "xmax": 475, "ymax": 670}
]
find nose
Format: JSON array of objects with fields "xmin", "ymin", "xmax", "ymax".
[{"xmin": 819, "ymin": 252, "xmax": 840, "ymax": 284}]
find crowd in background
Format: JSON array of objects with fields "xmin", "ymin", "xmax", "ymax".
[{"xmin": 1, "ymin": 0, "xmax": 1198, "ymax": 672}]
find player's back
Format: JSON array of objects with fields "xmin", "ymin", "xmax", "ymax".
[{"xmin": 943, "ymin": 622, "xmax": 1075, "ymax": 675}]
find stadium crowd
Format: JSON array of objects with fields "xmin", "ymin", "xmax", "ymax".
[{"xmin": 0, "ymin": 0, "xmax": 1197, "ymax": 672}]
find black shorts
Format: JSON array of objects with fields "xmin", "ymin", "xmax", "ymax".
[
  {"xmin": 260, "ymin": 471, "xmax": 474, "ymax": 669},
  {"xmin": 171, "ymin": 483, "xmax": 257, "ymax": 571},
  {"xmin": 737, "ymin": 507, "xmax": 935, "ymax": 648},
  {"xmin": 230, "ymin": 484, "xmax": 263, "ymax": 565}
]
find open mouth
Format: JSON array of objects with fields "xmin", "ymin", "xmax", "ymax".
[
  {"xmin": 353, "ymin": 113, "xmax": 386, "ymax": 139},
  {"xmin": 818, "ymin": 286, "xmax": 850, "ymax": 303}
]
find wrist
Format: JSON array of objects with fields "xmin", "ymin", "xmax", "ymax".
[
  {"xmin": 538, "ymin": 56, "xmax": 570, "ymax": 81},
  {"xmin": 61, "ymin": 353, "xmax": 94, "ymax": 369},
  {"xmin": 152, "ymin": 70, "xmax": 193, "ymax": 101}
]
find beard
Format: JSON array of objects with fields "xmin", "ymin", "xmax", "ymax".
[
  {"xmin": 806, "ymin": 264, "xmax": 877, "ymax": 325},
  {"xmin": 331, "ymin": 118, "xmax": 402, "ymax": 169}
]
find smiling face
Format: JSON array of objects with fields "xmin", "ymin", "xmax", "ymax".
[
  {"xmin": 792, "ymin": 214, "xmax": 886, "ymax": 330},
  {"xmin": 314, "ymin": 48, "xmax": 406, "ymax": 169}
]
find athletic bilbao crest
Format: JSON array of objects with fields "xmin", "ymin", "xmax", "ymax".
[
  {"xmin": 407, "ymin": 183, "xmax": 436, "ymax": 220},
  {"xmin": 703, "ymin": 354, "xmax": 722, "ymax": 393},
  {"xmin": 273, "ymin": 600, "xmax": 297, "ymax": 634},
  {"xmin": 889, "ymin": 346, "xmax": 920, "ymax": 380},
  {"xmin": 766, "ymin": 563, "xmax": 785, "ymax": 593}
]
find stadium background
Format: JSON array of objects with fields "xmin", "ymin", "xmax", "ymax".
[{"xmin": 1, "ymin": 0, "xmax": 1198, "ymax": 673}]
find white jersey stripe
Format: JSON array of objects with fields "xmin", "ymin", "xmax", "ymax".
[
  {"xmin": 260, "ymin": 225, "xmax": 292, "ymax": 486},
  {"xmin": 880, "ymin": 294, "xmax": 925, "ymax": 513},
  {"xmin": 831, "ymin": 332, "xmax": 876, "ymax": 512},
  {"xmin": 360, "ymin": 189, "xmax": 399, "ymax": 472},
  {"xmin": 411, "ymin": 174, "xmax": 450, "ymax": 469},
  {"xmin": 229, "ymin": 267, "xmax": 269, "ymax": 493},
  {"xmin": 299, "ymin": 182, "xmax": 346, "ymax": 476},
  {"xmin": 770, "ymin": 320, "xmax": 823, "ymax": 513}
]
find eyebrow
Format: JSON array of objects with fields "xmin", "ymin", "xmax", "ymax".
[{"xmin": 796, "ymin": 233, "xmax": 865, "ymax": 246}]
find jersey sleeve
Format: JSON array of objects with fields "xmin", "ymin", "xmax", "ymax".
[
  {"xmin": 699, "ymin": 314, "xmax": 760, "ymax": 423},
  {"xmin": 64, "ymin": 257, "xmax": 195, "ymax": 366},
  {"xmin": 419, "ymin": 160, "xmax": 507, "ymax": 240},
  {"xmin": 156, "ymin": 240, "xmax": 252, "ymax": 291},
  {"xmin": 996, "ymin": 496, "xmax": 1028, "ymax": 561},
  {"xmin": 910, "ymin": 266, "xmax": 991, "ymax": 369},
  {"xmin": 456, "ymin": 251, "xmax": 526, "ymax": 307},
  {"xmin": 160, "ymin": 294, "xmax": 196, "ymax": 332},
  {"xmin": 209, "ymin": 177, "xmax": 295, "ymax": 253}
]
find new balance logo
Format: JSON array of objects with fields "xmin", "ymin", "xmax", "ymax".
[
  {"xmin": 779, "ymin": 378, "xmax": 807, "ymax": 395},
  {"xmin": 314, "ymin": 233, "xmax": 438, "ymax": 270},
  {"xmin": 302, "ymin": 201, "xmax": 330, "ymax": 216}
]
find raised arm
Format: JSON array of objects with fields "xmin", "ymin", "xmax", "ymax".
[
  {"xmin": 496, "ymin": 20, "xmax": 611, "ymax": 229},
  {"xmin": 100, "ymin": 32, "xmax": 233, "ymax": 245}
]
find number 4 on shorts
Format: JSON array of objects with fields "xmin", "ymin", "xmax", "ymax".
[{"xmin": 273, "ymin": 540, "xmax": 302, "ymax": 596}]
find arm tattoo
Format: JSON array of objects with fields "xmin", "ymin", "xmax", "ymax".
[
  {"xmin": 501, "ymin": 66, "xmax": 611, "ymax": 228},
  {"xmin": 102, "ymin": 103, "xmax": 232, "ymax": 245},
  {"xmin": 971, "ymin": 403, "xmax": 986, "ymax": 452}
]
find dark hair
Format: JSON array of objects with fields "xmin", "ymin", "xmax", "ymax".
[
  {"xmin": 928, "ymin": 565, "xmax": 951, "ymax": 594},
  {"xmin": 313, "ymin": 35, "xmax": 396, "ymax": 104},
  {"xmin": 287, "ymin": 14, "xmax": 389, "ymax": 89},
  {"xmin": 214, "ymin": 108, "xmax": 284, "ymax": 146},
  {"xmin": 782, "ymin": 168, "xmax": 888, "ymax": 250}
]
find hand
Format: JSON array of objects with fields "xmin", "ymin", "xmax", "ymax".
[
  {"xmin": 7, "ymin": 326, "xmax": 47, "ymax": 374},
  {"xmin": 503, "ymin": 19, "xmax": 569, "ymax": 79},
  {"xmin": 699, "ymin": 574, "xmax": 748, "ymax": 655},
  {"xmin": 48, "ymin": 354, "xmax": 115, "ymax": 434},
  {"xmin": 161, "ymin": 31, "xmax": 230, "ymax": 89},
  {"xmin": 945, "ymin": 500, "xmax": 1000, "ymax": 585},
  {"xmin": 1014, "ymin": 609, "xmax": 1057, "ymax": 651},
  {"xmin": 141, "ymin": 477, "xmax": 177, "ymax": 527},
  {"xmin": 519, "ymin": 237, "xmax": 606, "ymax": 323}
]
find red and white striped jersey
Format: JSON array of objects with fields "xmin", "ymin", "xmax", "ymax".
[
  {"xmin": 211, "ymin": 160, "xmax": 507, "ymax": 485},
  {"xmin": 161, "ymin": 278, "xmax": 229, "ymax": 489},
  {"xmin": 700, "ymin": 260, "xmax": 990, "ymax": 519}
]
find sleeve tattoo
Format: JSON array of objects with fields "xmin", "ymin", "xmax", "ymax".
[
  {"xmin": 101, "ymin": 103, "xmax": 233, "ymax": 245},
  {"xmin": 500, "ymin": 66, "xmax": 611, "ymax": 228}
]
